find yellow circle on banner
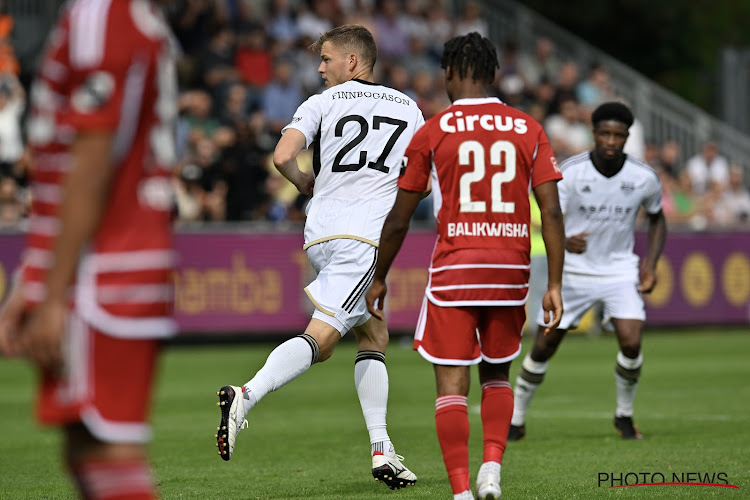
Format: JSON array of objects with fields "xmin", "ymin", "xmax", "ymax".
[
  {"xmin": 681, "ymin": 252, "xmax": 714, "ymax": 307},
  {"xmin": 644, "ymin": 257, "xmax": 673, "ymax": 307},
  {"xmin": 722, "ymin": 252, "xmax": 750, "ymax": 306},
  {"xmin": 0, "ymin": 263, "xmax": 6, "ymax": 302}
]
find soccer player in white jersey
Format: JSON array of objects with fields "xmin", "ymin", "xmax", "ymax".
[
  {"xmin": 509, "ymin": 102, "xmax": 667, "ymax": 441},
  {"xmin": 215, "ymin": 25, "xmax": 423, "ymax": 489}
]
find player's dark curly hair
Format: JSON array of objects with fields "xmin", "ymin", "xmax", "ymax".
[
  {"xmin": 591, "ymin": 102, "xmax": 634, "ymax": 128},
  {"xmin": 440, "ymin": 32, "xmax": 498, "ymax": 84}
]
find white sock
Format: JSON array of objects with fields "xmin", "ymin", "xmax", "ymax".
[
  {"xmin": 511, "ymin": 355, "xmax": 547, "ymax": 426},
  {"xmin": 354, "ymin": 351, "xmax": 392, "ymax": 455},
  {"xmin": 454, "ymin": 491, "xmax": 475, "ymax": 500},
  {"xmin": 242, "ymin": 335, "xmax": 319, "ymax": 417},
  {"xmin": 477, "ymin": 461, "xmax": 501, "ymax": 485},
  {"xmin": 614, "ymin": 351, "xmax": 642, "ymax": 418}
]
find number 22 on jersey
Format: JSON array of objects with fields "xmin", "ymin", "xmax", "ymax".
[{"xmin": 459, "ymin": 140, "xmax": 517, "ymax": 214}]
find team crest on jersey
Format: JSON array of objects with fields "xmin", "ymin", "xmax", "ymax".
[
  {"xmin": 71, "ymin": 71, "xmax": 115, "ymax": 113},
  {"xmin": 582, "ymin": 185, "xmax": 591, "ymax": 193},
  {"xmin": 620, "ymin": 182, "xmax": 635, "ymax": 193}
]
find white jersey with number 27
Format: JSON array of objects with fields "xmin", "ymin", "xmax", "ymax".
[
  {"xmin": 558, "ymin": 152, "xmax": 662, "ymax": 283},
  {"xmin": 282, "ymin": 79, "xmax": 424, "ymax": 249}
]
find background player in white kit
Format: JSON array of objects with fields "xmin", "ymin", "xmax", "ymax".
[
  {"xmin": 215, "ymin": 25, "xmax": 423, "ymax": 489},
  {"xmin": 509, "ymin": 102, "xmax": 667, "ymax": 441}
]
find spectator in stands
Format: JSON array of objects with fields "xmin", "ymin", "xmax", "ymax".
[
  {"xmin": 643, "ymin": 141, "xmax": 660, "ymax": 168},
  {"xmin": 454, "ymin": 1, "xmax": 489, "ymax": 37},
  {"xmin": 548, "ymin": 61, "xmax": 580, "ymax": 115},
  {"xmin": 623, "ymin": 113, "xmax": 646, "ymax": 161},
  {"xmin": 713, "ymin": 164, "xmax": 750, "ymax": 228},
  {"xmin": 218, "ymin": 83, "xmax": 253, "ymax": 128},
  {"xmin": 173, "ymin": 164, "xmax": 206, "ymax": 222},
  {"xmin": 423, "ymin": 0, "xmax": 453, "ymax": 61},
  {"xmin": 0, "ymin": 174, "xmax": 24, "ymax": 229},
  {"xmin": 171, "ymin": 0, "xmax": 221, "ymax": 55},
  {"xmin": 199, "ymin": 24, "xmax": 239, "ymax": 97},
  {"xmin": 685, "ymin": 140, "xmax": 730, "ymax": 195},
  {"xmin": 296, "ymin": 0, "xmax": 335, "ymax": 41},
  {"xmin": 576, "ymin": 62, "xmax": 614, "ymax": 112},
  {"xmin": 498, "ymin": 39, "xmax": 523, "ymax": 85},
  {"xmin": 655, "ymin": 140, "xmax": 681, "ymax": 179},
  {"xmin": 268, "ymin": 0, "xmax": 300, "ymax": 48},
  {"xmin": 262, "ymin": 58, "xmax": 304, "ymax": 137},
  {"xmin": 398, "ymin": 0, "xmax": 429, "ymax": 44},
  {"xmin": 0, "ymin": 1, "xmax": 12, "ymax": 41},
  {"xmin": 544, "ymin": 96, "xmax": 592, "ymax": 160},
  {"xmin": 179, "ymin": 89, "xmax": 223, "ymax": 146},
  {"xmin": 218, "ymin": 120, "xmax": 271, "ymax": 221},
  {"xmin": 374, "ymin": 0, "xmax": 410, "ymax": 62},
  {"xmin": 518, "ymin": 37, "xmax": 561, "ymax": 89},
  {"xmin": 386, "ymin": 63, "xmax": 416, "ymax": 100},
  {"xmin": 235, "ymin": 27, "xmax": 273, "ymax": 88},
  {"xmin": 0, "ymin": 73, "xmax": 24, "ymax": 181},
  {"xmin": 0, "ymin": 40, "xmax": 18, "ymax": 76}
]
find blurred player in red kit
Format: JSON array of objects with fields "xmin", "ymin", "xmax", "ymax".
[{"xmin": 0, "ymin": 1, "xmax": 178, "ymax": 498}]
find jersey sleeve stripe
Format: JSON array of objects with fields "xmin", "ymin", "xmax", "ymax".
[
  {"xmin": 627, "ymin": 156, "xmax": 661, "ymax": 182},
  {"xmin": 112, "ymin": 57, "xmax": 148, "ymax": 161},
  {"xmin": 558, "ymin": 151, "xmax": 590, "ymax": 173},
  {"xmin": 70, "ymin": 0, "xmax": 113, "ymax": 69}
]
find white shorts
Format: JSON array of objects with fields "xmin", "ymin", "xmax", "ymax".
[
  {"xmin": 537, "ymin": 276, "xmax": 645, "ymax": 330},
  {"xmin": 304, "ymin": 238, "xmax": 377, "ymax": 334}
]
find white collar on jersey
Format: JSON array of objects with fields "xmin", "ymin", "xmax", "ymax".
[{"xmin": 452, "ymin": 97, "xmax": 503, "ymax": 105}]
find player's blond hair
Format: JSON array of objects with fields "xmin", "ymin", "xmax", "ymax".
[{"xmin": 310, "ymin": 24, "xmax": 377, "ymax": 72}]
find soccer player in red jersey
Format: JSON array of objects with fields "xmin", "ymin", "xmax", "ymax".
[
  {"xmin": 366, "ymin": 32, "xmax": 566, "ymax": 500},
  {"xmin": 0, "ymin": 1, "xmax": 177, "ymax": 498}
]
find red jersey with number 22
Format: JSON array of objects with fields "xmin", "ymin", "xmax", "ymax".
[{"xmin": 399, "ymin": 97, "xmax": 561, "ymax": 306}]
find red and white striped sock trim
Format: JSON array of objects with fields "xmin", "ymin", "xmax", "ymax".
[
  {"xmin": 481, "ymin": 380, "xmax": 512, "ymax": 391},
  {"xmin": 436, "ymin": 395, "xmax": 468, "ymax": 411},
  {"xmin": 77, "ymin": 460, "xmax": 154, "ymax": 499}
]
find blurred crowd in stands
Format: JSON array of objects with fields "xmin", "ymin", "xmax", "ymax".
[{"xmin": 0, "ymin": 0, "xmax": 749, "ymax": 231}]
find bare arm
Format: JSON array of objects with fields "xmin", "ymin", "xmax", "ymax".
[
  {"xmin": 21, "ymin": 132, "xmax": 116, "ymax": 370},
  {"xmin": 273, "ymin": 129, "xmax": 314, "ymax": 196},
  {"xmin": 532, "ymin": 180, "xmax": 565, "ymax": 333},
  {"xmin": 365, "ymin": 189, "xmax": 423, "ymax": 320},
  {"xmin": 639, "ymin": 210, "xmax": 667, "ymax": 293}
]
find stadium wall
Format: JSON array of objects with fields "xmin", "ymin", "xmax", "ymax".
[{"xmin": 0, "ymin": 230, "xmax": 748, "ymax": 334}]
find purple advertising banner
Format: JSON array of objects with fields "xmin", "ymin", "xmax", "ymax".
[
  {"xmin": 0, "ymin": 230, "xmax": 748, "ymax": 334},
  {"xmin": 634, "ymin": 231, "xmax": 750, "ymax": 325}
]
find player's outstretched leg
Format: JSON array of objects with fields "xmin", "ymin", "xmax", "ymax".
[
  {"xmin": 215, "ymin": 333, "xmax": 321, "ymax": 460},
  {"xmin": 215, "ymin": 385, "xmax": 247, "ymax": 461}
]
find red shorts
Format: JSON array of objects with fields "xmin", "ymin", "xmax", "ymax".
[
  {"xmin": 413, "ymin": 297, "xmax": 525, "ymax": 365},
  {"xmin": 37, "ymin": 312, "xmax": 161, "ymax": 443}
]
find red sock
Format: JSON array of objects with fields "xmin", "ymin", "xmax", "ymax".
[
  {"xmin": 69, "ymin": 458, "xmax": 156, "ymax": 500},
  {"xmin": 435, "ymin": 395, "xmax": 470, "ymax": 494},
  {"xmin": 480, "ymin": 380, "xmax": 514, "ymax": 463}
]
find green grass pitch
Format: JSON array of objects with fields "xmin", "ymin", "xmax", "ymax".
[{"xmin": 1, "ymin": 328, "xmax": 748, "ymax": 499}]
